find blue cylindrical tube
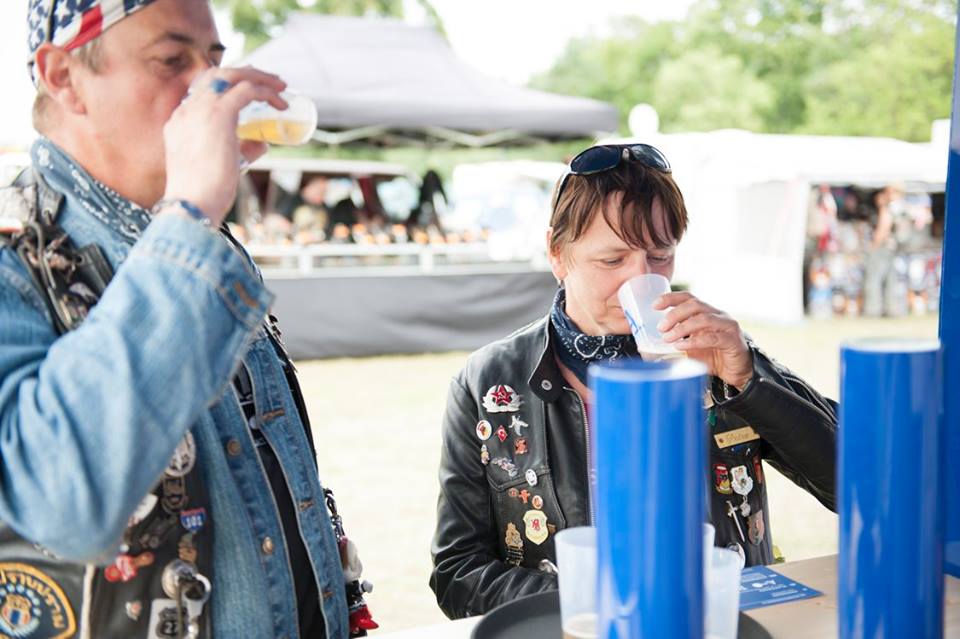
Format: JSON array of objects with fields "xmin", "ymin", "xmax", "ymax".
[
  {"xmin": 589, "ymin": 358, "xmax": 707, "ymax": 639},
  {"xmin": 839, "ymin": 339, "xmax": 944, "ymax": 639}
]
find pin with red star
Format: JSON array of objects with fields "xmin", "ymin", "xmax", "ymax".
[{"xmin": 482, "ymin": 384, "xmax": 523, "ymax": 413}]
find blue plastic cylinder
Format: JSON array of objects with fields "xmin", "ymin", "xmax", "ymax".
[
  {"xmin": 940, "ymin": 1, "xmax": 960, "ymax": 577},
  {"xmin": 589, "ymin": 358, "xmax": 707, "ymax": 639},
  {"xmin": 839, "ymin": 339, "xmax": 944, "ymax": 639}
]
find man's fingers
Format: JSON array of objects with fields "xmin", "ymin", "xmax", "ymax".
[
  {"xmin": 240, "ymin": 140, "xmax": 268, "ymax": 164},
  {"xmin": 220, "ymin": 81, "xmax": 288, "ymax": 113},
  {"xmin": 192, "ymin": 66, "xmax": 286, "ymax": 94}
]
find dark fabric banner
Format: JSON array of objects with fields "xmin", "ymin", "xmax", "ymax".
[{"xmin": 266, "ymin": 270, "xmax": 558, "ymax": 360}]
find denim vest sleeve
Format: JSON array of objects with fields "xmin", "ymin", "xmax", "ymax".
[{"xmin": 0, "ymin": 214, "xmax": 273, "ymax": 562}]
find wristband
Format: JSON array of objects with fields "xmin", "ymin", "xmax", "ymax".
[{"xmin": 152, "ymin": 198, "xmax": 211, "ymax": 226}]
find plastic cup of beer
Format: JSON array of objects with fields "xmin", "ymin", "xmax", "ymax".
[
  {"xmin": 237, "ymin": 90, "xmax": 317, "ymax": 146},
  {"xmin": 705, "ymin": 547, "xmax": 742, "ymax": 639},
  {"xmin": 617, "ymin": 273, "xmax": 682, "ymax": 360},
  {"xmin": 555, "ymin": 526, "xmax": 597, "ymax": 639}
]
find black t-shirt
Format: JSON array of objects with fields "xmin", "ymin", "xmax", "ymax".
[{"xmin": 234, "ymin": 364, "xmax": 326, "ymax": 639}]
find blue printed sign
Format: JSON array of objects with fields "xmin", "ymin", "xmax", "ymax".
[{"xmin": 739, "ymin": 565, "xmax": 823, "ymax": 611}]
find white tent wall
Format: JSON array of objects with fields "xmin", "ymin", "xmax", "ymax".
[{"xmin": 604, "ymin": 129, "xmax": 947, "ymax": 323}]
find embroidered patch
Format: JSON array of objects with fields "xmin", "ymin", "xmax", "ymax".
[
  {"xmin": 713, "ymin": 464, "xmax": 732, "ymax": 495},
  {"xmin": 523, "ymin": 510, "xmax": 549, "ymax": 545},
  {"xmin": 0, "ymin": 563, "xmax": 77, "ymax": 639},
  {"xmin": 164, "ymin": 432, "xmax": 196, "ymax": 478}
]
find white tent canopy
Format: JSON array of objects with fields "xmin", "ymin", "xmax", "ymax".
[
  {"xmin": 604, "ymin": 129, "xmax": 948, "ymax": 323},
  {"xmin": 241, "ymin": 14, "xmax": 619, "ymax": 147}
]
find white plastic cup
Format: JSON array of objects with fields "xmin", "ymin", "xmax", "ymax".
[
  {"xmin": 617, "ymin": 274, "xmax": 680, "ymax": 359},
  {"xmin": 705, "ymin": 547, "xmax": 742, "ymax": 639},
  {"xmin": 555, "ymin": 526, "xmax": 598, "ymax": 639},
  {"xmin": 237, "ymin": 90, "xmax": 318, "ymax": 146},
  {"xmin": 703, "ymin": 522, "xmax": 716, "ymax": 579}
]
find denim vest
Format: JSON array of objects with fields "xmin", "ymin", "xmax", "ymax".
[{"xmin": 0, "ymin": 168, "xmax": 348, "ymax": 638}]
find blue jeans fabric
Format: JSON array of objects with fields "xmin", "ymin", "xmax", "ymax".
[{"xmin": 0, "ymin": 145, "xmax": 348, "ymax": 638}]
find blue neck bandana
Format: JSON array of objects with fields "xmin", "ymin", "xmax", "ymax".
[
  {"xmin": 31, "ymin": 137, "xmax": 153, "ymax": 244},
  {"xmin": 549, "ymin": 287, "xmax": 636, "ymax": 385}
]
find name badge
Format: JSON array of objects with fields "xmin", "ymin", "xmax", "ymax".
[{"xmin": 714, "ymin": 425, "xmax": 760, "ymax": 449}]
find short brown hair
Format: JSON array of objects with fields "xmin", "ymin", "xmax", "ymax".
[
  {"xmin": 31, "ymin": 39, "xmax": 103, "ymax": 134},
  {"xmin": 549, "ymin": 161, "xmax": 688, "ymax": 256}
]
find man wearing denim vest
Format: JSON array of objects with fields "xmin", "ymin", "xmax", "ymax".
[{"xmin": 0, "ymin": 1, "xmax": 351, "ymax": 637}]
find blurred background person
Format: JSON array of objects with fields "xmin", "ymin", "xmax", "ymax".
[{"xmin": 292, "ymin": 175, "xmax": 330, "ymax": 243}]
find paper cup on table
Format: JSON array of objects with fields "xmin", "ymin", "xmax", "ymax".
[
  {"xmin": 555, "ymin": 526, "xmax": 598, "ymax": 639},
  {"xmin": 617, "ymin": 274, "xmax": 681, "ymax": 360},
  {"xmin": 705, "ymin": 547, "xmax": 742, "ymax": 639}
]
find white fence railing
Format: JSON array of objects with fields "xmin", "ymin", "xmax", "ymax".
[{"xmin": 247, "ymin": 242, "xmax": 547, "ymax": 274}]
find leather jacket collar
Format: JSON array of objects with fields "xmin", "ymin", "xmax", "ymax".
[{"xmin": 527, "ymin": 317, "xmax": 565, "ymax": 404}]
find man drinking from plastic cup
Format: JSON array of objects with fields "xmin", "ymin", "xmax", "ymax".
[{"xmin": 0, "ymin": 1, "xmax": 369, "ymax": 637}]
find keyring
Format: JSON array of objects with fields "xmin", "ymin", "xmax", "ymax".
[{"xmin": 209, "ymin": 78, "xmax": 231, "ymax": 95}]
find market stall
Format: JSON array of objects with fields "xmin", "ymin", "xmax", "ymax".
[
  {"xmin": 604, "ymin": 128, "xmax": 947, "ymax": 324},
  {"xmin": 231, "ymin": 16, "xmax": 614, "ymax": 358},
  {"xmin": 240, "ymin": 13, "xmax": 619, "ymax": 147}
]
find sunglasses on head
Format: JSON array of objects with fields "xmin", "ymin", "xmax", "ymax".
[{"xmin": 554, "ymin": 143, "xmax": 672, "ymax": 206}]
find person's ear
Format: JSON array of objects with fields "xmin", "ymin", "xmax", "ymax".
[
  {"xmin": 34, "ymin": 43, "xmax": 87, "ymax": 115},
  {"xmin": 546, "ymin": 228, "xmax": 568, "ymax": 283}
]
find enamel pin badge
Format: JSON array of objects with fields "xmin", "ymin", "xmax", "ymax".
[{"xmin": 482, "ymin": 385, "xmax": 523, "ymax": 413}]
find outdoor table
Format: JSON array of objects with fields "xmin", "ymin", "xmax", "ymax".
[{"xmin": 375, "ymin": 555, "xmax": 960, "ymax": 638}]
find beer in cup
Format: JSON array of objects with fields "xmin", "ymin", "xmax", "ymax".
[{"xmin": 237, "ymin": 90, "xmax": 318, "ymax": 146}]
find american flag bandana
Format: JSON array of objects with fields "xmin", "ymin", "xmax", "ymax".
[{"xmin": 27, "ymin": 0, "xmax": 157, "ymax": 80}]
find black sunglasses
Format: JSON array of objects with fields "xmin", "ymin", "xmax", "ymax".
[{"xmin": 554, "ymin": 143, "xmax": 672, "ymax": 207}]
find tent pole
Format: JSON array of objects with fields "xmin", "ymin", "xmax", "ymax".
[{"xmin": 942, "ymin": 3, "xmax": 960, "ymax": 578}]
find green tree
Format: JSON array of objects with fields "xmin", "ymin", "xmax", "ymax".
[
  {"xmin": 529, "ymin": 19, "xmax": 679, "ymax": 134},
  {"xmin": 532, "ymin": 0, "xmax": 955, "ymax": 140},
  {"xmin": 214, "ymin": 0, "xmax": 445, "ymax": 51},
  {"xmin": 802, "ymin": 14, "xmax": 954, "ymax": 141},
  {"xmin": 653, "ymin": 47, "xmax": 774, "ymax": 132}
]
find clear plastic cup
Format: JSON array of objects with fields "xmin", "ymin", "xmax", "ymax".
[
  {"xmin": 617, "ymin": 274, "xmax": 681, "ymax": 359},
  {"xmin": 703, "ymin": 522, "xmax": 716, "ymax": 579},
  {"xmin": 705, "ymin": 547, "xmax": 742, "ymax": 639},
  {"xmin": 555, "ymin": 526, "xmax": 598, "ymax": 639},
  {"xmin": 237, "ymin": 90, "xmax": 318, "ymax": 146}
]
